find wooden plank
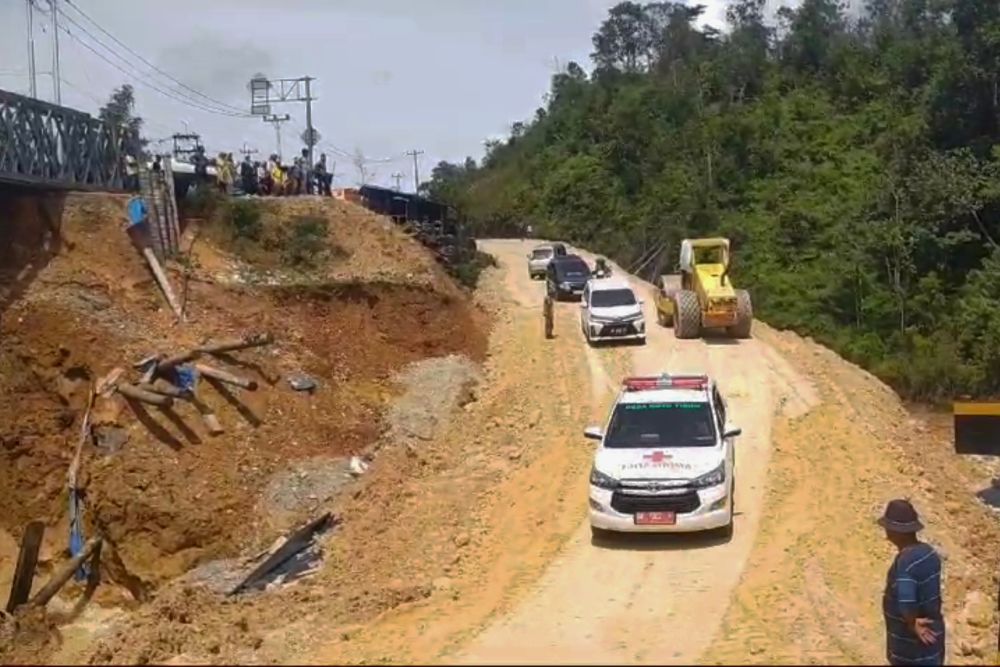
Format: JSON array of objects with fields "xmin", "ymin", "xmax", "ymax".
[
  {"xmin": 228, "ymin": 513, "xmax": 335, "ymax": 596},
  {"xmin": 195, "ymin": 363, "xmax": 258, "ymax": 391},
  {"xmin": 136, "ymin": 381, "xmax": 191, "ymax": 399},
  {"xmin": 5, "ymin": 521, "xmax": 46, "ymax": 613},
  {"xmin": 200, "ymin": 333, "xmax": 274, "ymax": 355},
  {"xmin": 28, "ymin": 537, "xmax": 102, "ymax": 608},
  {"xmin": 117, "ymin": 382, "xmax": 174, "ymax": 407},
  {"xmin": 142, "ymin": 247, "xmax": 185, "ymax": 322},
  {"xmin": 163, "ymin": 157, "xmax": 181, "ymax": 254}
]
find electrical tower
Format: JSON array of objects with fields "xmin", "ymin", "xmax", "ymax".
[
  {"xmin": 405, "ymin": 149, "xmax": 424, "ymax": 192},
  {"xmin": 262, "ymin": 113, "xmax": 290, "ymax": 160},
  {"xmin": 391, "ymin": 172, "xmax": 403, "ymax": 191}
]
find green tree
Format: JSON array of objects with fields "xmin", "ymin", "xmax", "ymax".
[
  {"xmin": 422, "ymin": 0, "xmax": 1000, "ymax": 398},
  {"xmin": 99, "ymin": 84, "xmax": 146, "ymax": 156}
]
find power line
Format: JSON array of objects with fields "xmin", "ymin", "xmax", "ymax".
[
  {"xmin": 56, "ymin": 9, "xmax": 249, "ymax": 116},
  {"xmin": 61, "ymin": 0, "xmax": 247, "ymax": 115},
  {"xmin": 58, "ymin": 75, "xmax": 103, "ymax": 105},
  {"xmin": 286, "ymin": 118, "xmax": 408, "ymax": 165},
  {"xmin": 56, "ymin": 17, "xmax": 249, "ymax": 117}
]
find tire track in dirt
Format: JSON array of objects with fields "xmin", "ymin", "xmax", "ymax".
[{"xmin": 451, "ymin": 244, "xmax": 817, "ymax": 665}]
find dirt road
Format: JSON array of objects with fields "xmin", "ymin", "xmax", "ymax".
[
  {"xmin": 444, "ymin": 240, "xmax": 817, "ymax": 664},
  {"xmin": 323, "ymin": 239, "xmax": 994, "ymax": 666}
]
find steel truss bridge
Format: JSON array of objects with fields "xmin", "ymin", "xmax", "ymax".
[{"xmin": 0, "ymin": 89, "xmax": 134, "ymax": 191}]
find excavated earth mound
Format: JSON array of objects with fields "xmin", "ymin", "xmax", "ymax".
[{"xmin": 0, "ymin": 191, "xmax": 487, "ymax": 663}]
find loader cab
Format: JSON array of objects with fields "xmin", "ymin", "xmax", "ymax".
[
  {"xmin": 694, "ymin": 246, "xmax": 726, "ymax": 265},
  {"xmin": 679, "ymin": 238, "xmax": 731, "ymax": 290}
]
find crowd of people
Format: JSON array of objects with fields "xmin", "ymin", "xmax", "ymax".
[{"xmin": 190, "ymin": 146, "xmax": 333, "ymax": 197}]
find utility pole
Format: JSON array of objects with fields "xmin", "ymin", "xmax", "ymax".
[
  {"xmin": 406, "ymin": 149, "xmax": 424, "ymax": 192},
  {"xmin": 262, "ymin": 114, "xmax": 290, "ymax": 161},
  {"xmin": 391, "ymin": 172, "xmax": 403, "ymax": 191},
  {"xmin": 49, "ymin": 0, "xmax": 61, "ymax": 104},
  {"xmin": 249, "ymin": 75, "xmax": 316, "ymax": 165},
  {"xmin": 239, "ymin": 142, "xmax": 259, "ymax": 161},
  {"xmin": 303, "ymin": 76, "xmax": 315, "ymax": 173},
  {"xmin": 25, "ymin": 0, "xmax": 37, "ymax": 98}
]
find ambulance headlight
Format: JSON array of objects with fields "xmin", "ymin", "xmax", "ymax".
[
  {"xmin": 589, "ymin": 467, "xmax": 620, "ymax": 490},
  {"xmin": 692, "ymin": 462, "xmax": 725, "ymax": 488}
]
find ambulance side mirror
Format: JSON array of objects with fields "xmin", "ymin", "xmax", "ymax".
[
  {"xmin": 724, "ymin": 425, "xmax": 742, "ymax": 439},
  {"xmin": 584, "ymin": 426, "xmax": 604, "ymax": 441}
]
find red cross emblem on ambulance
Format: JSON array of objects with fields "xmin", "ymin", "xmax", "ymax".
[{"xmin": 642, "ymin": 451, "xmax": 672, "ymax": 463}]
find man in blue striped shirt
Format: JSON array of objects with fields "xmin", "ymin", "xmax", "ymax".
[{"xmin": 880, "ymin": 499, "xmax": 946, "ymax": 666}]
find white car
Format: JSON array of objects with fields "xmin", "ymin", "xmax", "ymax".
[
  {"xmin": 526, "ymin": 244, "xmax": 555, "ymax": 279},
  {"xmin": 580, "ymin": 278, "xmax": 646, "ymax": 344},
  {"xmin": 584, "ymin": 373, "xmax": 741, "ymax": 538}
]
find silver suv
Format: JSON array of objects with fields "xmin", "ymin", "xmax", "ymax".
[{"xmin": 527, "ymin": 244, "xmax": 555, "ymax": 279}]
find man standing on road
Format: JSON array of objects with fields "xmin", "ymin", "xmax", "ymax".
[
  {"xmin": 543, "ymin": 293, "xmax": 554, "ymax": 339},
  {"xmin": 880, "ymin": 499, "xmax": 946, "ymax": 666}
]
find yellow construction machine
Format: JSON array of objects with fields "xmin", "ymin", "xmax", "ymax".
[{"xmin": 653, "ymin": 237, "xmax": 752, "ymax": 339}]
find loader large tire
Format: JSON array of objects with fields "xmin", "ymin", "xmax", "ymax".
[
  {"xmin": 673, "ymin": 290, "xmax": 701, "ymax": 339},
  {"xmin": 728, "ymin": 289, "xmax": 753, "ymax": 339}
]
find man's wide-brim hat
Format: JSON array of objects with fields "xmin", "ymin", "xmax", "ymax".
[{"xmin": 877, "ymin": 498, "xmax": 924, "ymax": 533}]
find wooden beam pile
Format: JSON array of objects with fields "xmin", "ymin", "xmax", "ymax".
[{"xmin": 115, "ymin": 332, "xmax": 274, "ymax": 436}]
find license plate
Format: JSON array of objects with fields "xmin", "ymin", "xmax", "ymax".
[
  {"xmin": 607, "ymin": 326, "xmax": 627, "ymax": 335},
  {"xmin": 635, "ymin": 511, "xmax": 676, "ymax": 525}
]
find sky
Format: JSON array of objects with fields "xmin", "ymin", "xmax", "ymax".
[{"xmin": 1, "ymin": 0, "xmax": 778, "ymax": 189}]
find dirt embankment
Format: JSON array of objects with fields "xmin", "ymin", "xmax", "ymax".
[
  {"xmin": 703, "ymin": 326, "xmax": 1000, "ymax": 665},
  {"xmin": 0, "ymin": 191, "xmax": 487, "ymax": 663}
]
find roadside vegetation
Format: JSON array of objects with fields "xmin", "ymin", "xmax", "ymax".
[
  {"xmin": 422, "ymin": 0, "xmax": 1000, "ymax": 400},
  {"xmin": 448, "ymin": 249, "xmax": 498, "ymax": 289},
  {"xmin": 194, "ymin": 196, "xmax": 342, "ymax": 270}
]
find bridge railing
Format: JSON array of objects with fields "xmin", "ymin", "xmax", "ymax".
[{"xmin": 0, "ymin": 89, "xmax": 135, "ymax": 191}]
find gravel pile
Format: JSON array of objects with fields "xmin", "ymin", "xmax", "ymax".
[{"xmin": 384, "ymin": 354, "xmax": 481, "ymax": 446}]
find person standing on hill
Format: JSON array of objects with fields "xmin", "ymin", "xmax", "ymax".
[
  {"xmin": 314, "ymin": 153, "xmax": 332, "ymax": 196},
  {"xmin": 879, "ymin": 499, "xmax": 946, "ymax": 666},
  {"xmin": 240, "ymin": 155, "xmax": 256, "ymax": 195},
  {"xmin": 543, "ymin": 293, "xmax": 554, "ymax": 339},
  {"xmin": 192, "ymin": 146, "xmax": 209, "ymax": 188}
]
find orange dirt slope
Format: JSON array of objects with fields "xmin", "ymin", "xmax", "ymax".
[{"xmin": 0, "ymin": 190, "xmax": 486, "ymax": 662}]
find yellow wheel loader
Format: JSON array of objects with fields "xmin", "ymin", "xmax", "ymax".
[{"xmin": 652, "ymin": 238, "xmax": 752, "ymax": 339}]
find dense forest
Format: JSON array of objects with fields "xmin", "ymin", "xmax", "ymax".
[{"xmin": 422, "ymin": 0, "xmax": 1000, "ymax": 401}]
